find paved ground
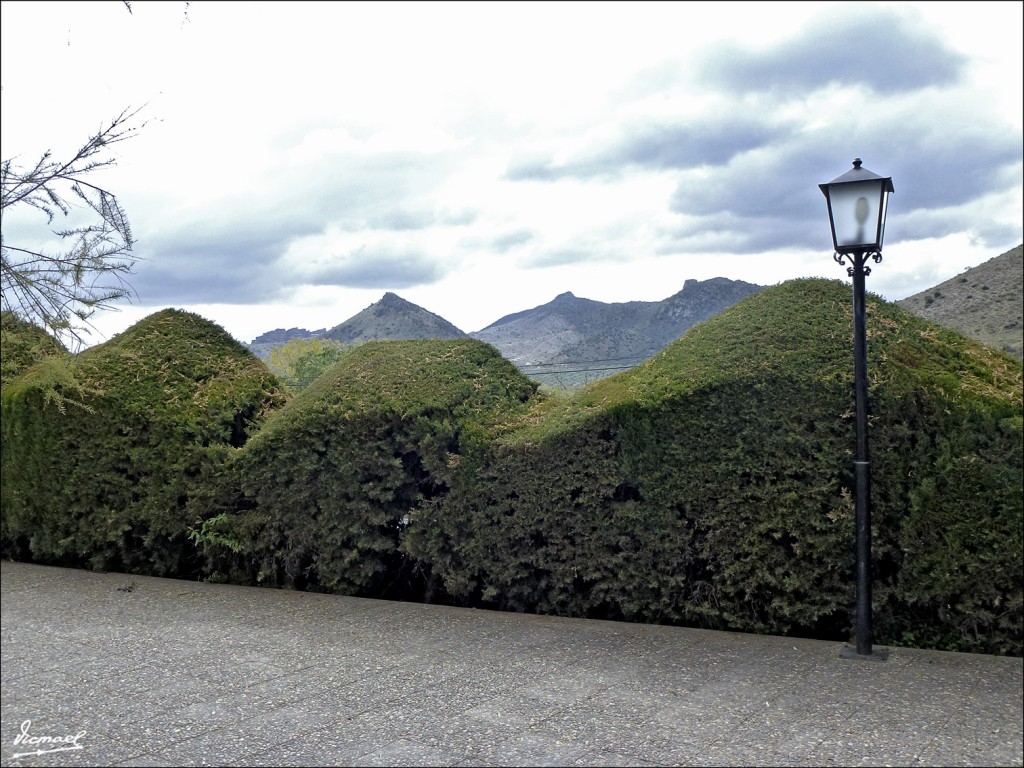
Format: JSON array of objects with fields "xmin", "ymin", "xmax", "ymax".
[{"xmin": 1, "ymin": 561, "xmax": 1021, "ymax": 767}]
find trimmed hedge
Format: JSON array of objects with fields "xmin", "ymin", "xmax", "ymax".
[
  {"xmin": 0, "ymin": 311, "xmax": 67, "ymax": 390},
  {"xmin": 3, "ymin": 283, "xmax": 1019, "ymax": 655},
  {"xmin": 403, "ymin": 279, "xmax": 1023, "ymax": 655},
  {"xmin": 203, "ymin": 338, "xmax": 537, "ymax": 595},
  {"xmin": 1, "ymin": 309, "xmax": 288, "ymax": 575}
]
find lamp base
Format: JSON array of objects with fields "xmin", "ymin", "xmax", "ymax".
[{"xmin": 840, "ymin": 644, "xmax": 890, "ymax": 662}]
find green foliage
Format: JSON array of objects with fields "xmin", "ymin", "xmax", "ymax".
[
  {"xmin": 0, "ymin": 311, "xmax": 67, "ymax": 390},
  {"xmin": 1, "ymin": 308, "xmax": 288, "ymax": 575},
  {"xmin": 266, "ymin": 337, "xmax": 353, "ymax": 391},
  {"xmin": 292, "ymin": 345, "xmax": 349, "ymax": 387},
  {"xmin": 188, "ymin": 513, "xmax": 243, "ymax": 554},
  {"xmin": 202, "ymin": 338, "xmax": 538, "ymax": 596},
  {"xmin": 405, "ymin": 279, "xmax": 1022, "ymax": 654},
  {"xmin": 3, "ymin": 280, "xmax": 1020, "ymax": 656}
]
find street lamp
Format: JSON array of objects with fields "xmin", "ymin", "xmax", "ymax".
[{"xmin": 819, "ymin": 158, "xmax": 893, "ymax": 661}]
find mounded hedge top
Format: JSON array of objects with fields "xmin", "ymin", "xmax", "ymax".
[
  {"xmin": 253, "ymin": 337, "xmax": 538, "ymax": 439},
  {"xmin": 3, "ymin": 307, "xmax": 289, "ymax": 420},
  {"xmin": 0, "ymin": 311, "xmax": 67, "ymax": 389},
  {"xmin": 506, "ymin": 278, "xmax": 1023, "ymax": 443},
  {"xmin": 1, "ymin": 308, "xmax": 289, "ymax": 574},
  {"xmin": 220, "ymin": 338, "xmax": 540, "ymax": 594}
]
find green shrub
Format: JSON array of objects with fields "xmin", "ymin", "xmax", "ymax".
[
  {"xmin": 4, "ymin": 280, "xmax": 1019, "ymax": 656},
  {"xmin": 266, "ymin": 336, "xmax": 355, "ymax": 392},
  {"xmin": 0, "ymin": 311, "xmax": 67, "ymax": 391},
  {"xmin": 1, "ymin": 309, "xmax": 288, "ymax": 575},
  {"xmin": 870, "ymin": 326, "xmax": 1023, "ymax": 654},
  {"xmin": 205, "ymin": 338, "xmax": 537, "ymax": 595},
  {"xmin": 406, "ymin": 279, "xmax": 1022, "ymax": 654}
]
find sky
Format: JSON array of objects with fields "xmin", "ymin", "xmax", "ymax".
[{"xmin": 2, "ymin": 1, "xmax": 1022, "ymax": 346}]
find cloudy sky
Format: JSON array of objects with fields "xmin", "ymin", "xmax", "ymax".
[{"xmin": 2, "ymin": 1, "xmax": 1021, "ymax": 345}]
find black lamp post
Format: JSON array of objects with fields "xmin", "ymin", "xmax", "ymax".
[{"xmin": 819, "ymin": 158, "xmax": 893, "ymax": 660}]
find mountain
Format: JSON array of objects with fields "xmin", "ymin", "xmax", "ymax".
[
  {"xmin": 251, "ymin": 327, "xmax": 326, "ymax": 344},
  {"xmin": 323, "ymin": 292, "xmax": 467, "ymax": 344},
  {"xmin": 248, "ymin": 327, "xmax": 327, "ymax": 361},
  {"xmin": 247, "ymin": 280, "xmax": 765, "ymax": 383},
  {"xmin": 898, "ymin": 244, "xmax": 1023, "ymax": 359},
  {"xmin": 471, "ymin": 277, "xmax": 765, "ymax": 380}
]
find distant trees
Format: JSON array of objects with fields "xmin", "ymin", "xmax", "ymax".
[
  {"xmin": 1, "ymin": 107, "xmax": 145, "ymax": 347},
  {"xmin": 267, "ymin": 337, "xmax": 353, "ymax": 390}
]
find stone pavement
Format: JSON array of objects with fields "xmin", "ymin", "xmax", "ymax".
[{"xmin": 1, "ymin": 560, "xmax": 1021, "ymax": 767}]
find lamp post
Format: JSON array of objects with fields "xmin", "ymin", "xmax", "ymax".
[{"xmin": 819, "ymin": 158, "xmax": 893, "ymax": 660}]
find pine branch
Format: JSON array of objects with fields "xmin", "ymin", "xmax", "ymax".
[{"xmin": 0, "ymin": 107, "xmax": 146, "ymax": 345}]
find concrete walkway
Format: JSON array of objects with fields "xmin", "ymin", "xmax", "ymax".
[{"xmin": 1, "ymin": 560, "xmax": 1021, "ymax": 767}]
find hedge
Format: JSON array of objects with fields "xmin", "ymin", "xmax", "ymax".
[
  {"xmin": 403, "ymin": 279, "xmax": 1022, "ymax": 655},
  {"xmin": 1, "ymin": 309, "xmax": 288, "ymax": 575},
  {"xmin": 3, "ymin": 282, "xmax": 1019, "ymax": 656},
  {"xmin": 0, "ymin": 311, "xmax": 67, "ymax": 390},
  {"xmin": 200, "ymin": 338, "xmax": 538, "ymax": 595}
]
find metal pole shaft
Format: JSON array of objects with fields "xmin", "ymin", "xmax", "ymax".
[{"xmin": 851, "ymin": 253, "xmax": 873, "ymax": 656}]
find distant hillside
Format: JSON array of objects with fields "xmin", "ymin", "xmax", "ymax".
[
  {"xmin": 252, "ymin": 327, "xmax": 326, "ymax": 345},
  {"xmin": 248, "ymin": 327, "xmax": 326, "ymax": 361},
  {"xmin": 247, "ymin": 279, "xmax": 764, "ymax": 382},
  {"xmin": 472, "ymin": 277, "xmax": 764, "ymax": 384},
  {"xmin": 247, "ymin": 293, "xmax": 467, "ymax": 360},
  {"xmin": 323, "ymin": 292, "xmax": 467, "ymax": 344},
  {"xmin": 898, "ymin": 244, "xmax": 1023, "ymax": 359}
]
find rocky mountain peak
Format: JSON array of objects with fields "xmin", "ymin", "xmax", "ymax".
[{"xmin": 323, "ymin": 292, "xmax": 466, "ymax": 345}]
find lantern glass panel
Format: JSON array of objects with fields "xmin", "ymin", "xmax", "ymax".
[{"xmin": 828, "ymin": 180, "xmax": 884, "ymax": 250}]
